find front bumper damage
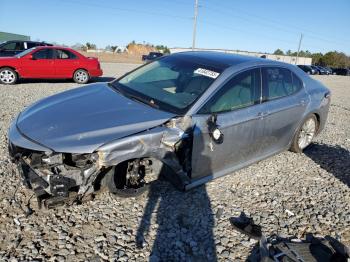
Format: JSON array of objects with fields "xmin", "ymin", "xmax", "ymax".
[
  {"xmin": 8, "ymin": 115, "xmax": 193, "ymax": 209},
  {"xmin": 9, "ymin": 141, "xmax": 101, "ymax": 208}
]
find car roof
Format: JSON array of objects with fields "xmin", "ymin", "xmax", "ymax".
[
  {"xmin": 34, "ymin": 45, "xmax": 74, "ymax": 50},
  {"xmin": 170, "ymin": 51, "xmax": 280, "ymax": 70}
]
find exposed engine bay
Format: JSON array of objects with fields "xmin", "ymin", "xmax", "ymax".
[{"xmin": 9, "ymin": 116, "xmax": 194, "ymax": 209}]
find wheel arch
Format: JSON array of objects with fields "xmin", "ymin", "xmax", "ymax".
[{"xmin": 0, "ymin": 66, "xmax": 20, "ymax": 78}]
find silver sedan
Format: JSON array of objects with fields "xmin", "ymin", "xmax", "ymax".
[{"xmin": 8, "ymin": 51, "xmax": 331, "ymax": 207}]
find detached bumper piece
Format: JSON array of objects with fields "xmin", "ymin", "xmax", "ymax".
[{"xmin": 10, "ymin": 143, "xmax": 99, "ymax": 209}]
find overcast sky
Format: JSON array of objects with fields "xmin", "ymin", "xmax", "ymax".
[{"xmin": 1, "ymin": 0, "xmax": 349, "ymax": 54}]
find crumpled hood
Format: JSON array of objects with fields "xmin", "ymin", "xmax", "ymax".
[{"xmin": 17, "ymin": 83, "xmax": 175, "ymax": 153}]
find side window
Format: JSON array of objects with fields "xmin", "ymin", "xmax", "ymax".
[
  {"xmin": 26, "ymin": 42, "xmax": 37, "ymax": 49},
  {"xmin": 199, "ymin": 68, "xmax": 261, "ymax": 114},
  {"xmin": 56, "ymin": 49, "xmax": 77, "ymax": 59},
  {"xmin": 32, "ymin": 49, "xmax": 54, "ymax": 59},
  {"xmin": 262, "ymin": 67, "xmax": 293, "ymax": 100},
  {"xmin": 1, "ymin": 43, "xmax": 16, "ymax": 50},
  {"xmin": 291, "ymin": 73, "xmax": 303, "ymax": 93}
]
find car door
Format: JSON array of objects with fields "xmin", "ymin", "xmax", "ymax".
[
  {"xmin": 54, "ymin": 49, "xmax": 80, "ymax": 78},
  {"xmin": 258, "ymin": 67, "xmax": 309, "ymax": 155},
  {"xmin": 21, "ymin": 48, "xmax": 55, "ymax": 78},
  {"xmin": 191, "ymin": 68, "xmax": 266, "ymax": 181}
]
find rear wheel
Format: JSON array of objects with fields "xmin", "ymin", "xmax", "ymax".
[
  {"xmin": 73, "ymin": 69, "xmax": 89, "ymax": 84},
  {"xmin": 290, "ymin": 114, "xmax": 318, "ymax": 153},
  {"xmin": 0, "ymin": 67, "xmax": 17, "ymax": 85}
]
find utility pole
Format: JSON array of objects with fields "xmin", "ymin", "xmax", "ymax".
[
  {"xmin": 192, "ymin": 0, "xmax": 199, "ymax": 51},
  {"xmin": 295, "ymin": 33, "xmax": 303, "ymax": 65}
]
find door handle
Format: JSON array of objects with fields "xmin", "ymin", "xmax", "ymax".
[
  {"xmin": 257, "ymin": 111, "xmax": 269, "ymax": 119},
  {"xmin": 299, "ymin": 100, "xmax": 306, "ymax": 106}
]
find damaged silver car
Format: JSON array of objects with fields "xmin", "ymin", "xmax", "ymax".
[{"xmin": 8, "ymin": 52, "xmax": 331, "ymax": 208}]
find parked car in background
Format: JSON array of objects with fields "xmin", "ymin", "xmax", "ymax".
[
  {"xmin": 0, "ymin": 40, "xmax": 52, "ymax": 57},
  {"xmin": 310, "ymin": 66, "xmax": 320, "ymax": 75},
  {"xmin": 315, "ymin": 66, "xmax": 329, "ymax": 75},
  {"xmin": 332, "ymin": 68, "xmax": 350, "ymax": 76},
  {"xmin": 297, "ymin": 65, "xmax": 316, "ymax": 75},
  {"xmin": 8, "ymin": 52, "xmax": 331, "ymax": 206},
  {"xmin": 0, "ymin": 46, "xmax": 103, "ymax": 84},
  {"xmin": 323, "ymin": 67, "xmax": 333, "ymax": 75},
  {"xmin": 142, "ymin": 51, "xmax": 163, "ymax": 62}
]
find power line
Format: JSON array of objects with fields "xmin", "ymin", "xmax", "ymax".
[
  {"xmin": 200, "ymin": 2, "xmax": 349, "ymax": 48},
  {"xmin": 56, "ymin": 0, "xmax": 192, "ymax": 21}
]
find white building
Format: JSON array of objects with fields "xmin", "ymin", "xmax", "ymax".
[{"xmin": 169, "ymin": 47, "xmax": 312, "ymax": 65}]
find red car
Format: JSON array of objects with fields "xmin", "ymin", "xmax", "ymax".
[{"xmin": 0, "ymin": 46, "xmax": 103, "ymax": 85}]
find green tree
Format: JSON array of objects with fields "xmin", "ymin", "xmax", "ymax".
[
  {"xmin": 155, "ymin": 45, "xmax": 170, "ymax": 54},
  {"xmin": 310, "ymin": 53, "xmax": 323, "ymax": 65},
  {"xmin": 273, "ymin": 49, "xmax": 284, "ymax": 55},
  {"xmin": 86, "ymin": 42, "xmax": 96, "ymax": 50}
]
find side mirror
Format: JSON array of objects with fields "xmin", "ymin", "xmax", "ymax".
[
  {"xmin": 207, "ymin": 114, "xmax": 224, "ymax": 144},
  {"xmin": 28, "ymin": 54, "xmax": 35, "ymax": 60}
]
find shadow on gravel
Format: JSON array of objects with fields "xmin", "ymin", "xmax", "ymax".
[
  {"xmin": 136, "ymin": 133, "xmax": 217, "ymax": 261},
  {"xmin": 304, "ymin": 143, "xmax": 350, "ymax": 187}
]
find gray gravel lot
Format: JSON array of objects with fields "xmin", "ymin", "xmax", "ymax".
[{"xmin": 0, "ymin": 63, "xmax": 349, "ymax": 261}]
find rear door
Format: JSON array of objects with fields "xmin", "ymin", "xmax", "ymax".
[
  {"xmin": 54, "ymin": 49, "xmax": 80, "ymax": 78},
  {"xmin": 259, "ymin": 67, "xmax": 309, "ymax": 155},
  {"xmin": 21, "ymin": 48, "xmax": 55, "ymax": 78}
]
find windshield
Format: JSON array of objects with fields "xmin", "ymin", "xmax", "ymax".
[
  {"xmin": 15, "ymin": 47, "xmax": 36, "ymax": 58},
  {"xmin": 113, "ymin": 55, "xmax": 222, "ymax": 114}
]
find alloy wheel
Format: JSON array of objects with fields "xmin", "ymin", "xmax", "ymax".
[
  {"xmin": 0, "ymin": 69, "xmax": 16, "ymax": 84},
  {"xmin": 298, "ymin": 118, "xmax": 316, "ymax": 149},
  {"xmin": 75, "ymin": 70, "xmax": 88, "ymax": 83}
]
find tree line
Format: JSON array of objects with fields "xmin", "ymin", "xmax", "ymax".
[{"xmin": 273, "ymin": 49, "xmax": 350, "ymax": 68}]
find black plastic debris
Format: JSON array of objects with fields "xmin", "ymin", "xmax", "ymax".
[{"xmin": 230, "ymin": 212, "xmax": 350, "ymax": 262}]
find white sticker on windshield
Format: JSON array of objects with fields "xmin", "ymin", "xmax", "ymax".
[{"xmin": 194, "ymin": 68, "xmax": 220, "ymax": 79}]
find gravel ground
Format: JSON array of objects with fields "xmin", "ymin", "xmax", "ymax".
[{"xmin": 0, "ymin": 63, "xmax": 349, "ymax": 261}]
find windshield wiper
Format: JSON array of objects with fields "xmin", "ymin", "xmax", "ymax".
[
  {"xmin": 128, "ymin": 94, "xmax": 159, "ymax": 109},
  {"xmin": 108, "ymin": 82, "xmax": 159, "ymax": 109}
]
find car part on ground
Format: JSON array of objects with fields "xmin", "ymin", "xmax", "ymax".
[
  {"xmin": 230, "ymin": 213, "xmax": 350, "ymax": 261},
  {"xmin": 8, "ymin": 52, "xmax": 331, "ymax": 208}
]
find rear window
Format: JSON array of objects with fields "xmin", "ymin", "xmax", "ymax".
[{"xmin": 56, "ymin": 49, "xmax": 77, "ymax": 59}]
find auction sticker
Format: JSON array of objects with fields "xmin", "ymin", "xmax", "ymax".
[{"xmin": 194, "ymin": 68, "xmax": 220, "ymax": 79}]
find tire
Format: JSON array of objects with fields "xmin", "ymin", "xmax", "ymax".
[
  {"xmin": 107, "ymin": 163, "xmax": 149, "ymax": 198},
  {"xmin": 73, "ymin": 69, "xmax": 89, "ymax": 84},
  {"xmin": 0, "ymin": 67, "xmax": 17, "ymax": 85},
  {"xmin": 290, "ymin": 114, "xmax": 318, "ymax": 153}
]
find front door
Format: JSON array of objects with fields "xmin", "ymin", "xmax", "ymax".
[
  {"xmin": 191, "ymin": 68, "xmax": 265, "ymax": 181},
  {"xmin": 21, "ymin": 48, "xmax": 55, "ymax": 78}
]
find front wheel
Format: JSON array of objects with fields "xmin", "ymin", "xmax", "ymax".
[
  {"xmin": 290, "ymin": 115, "xmax": 318, "ymax": 153},
  {"xmin": 0, "ymin": 67, "xmax": 17, "ymax": 85},
  {"xmin": 73, "ymin": 69, "xmax": 89, "ymax": 84}
]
